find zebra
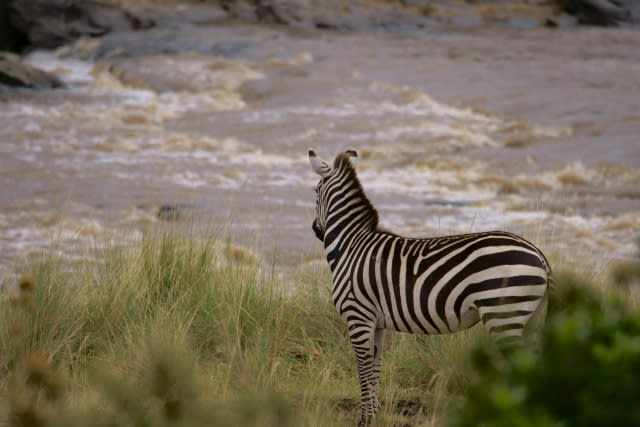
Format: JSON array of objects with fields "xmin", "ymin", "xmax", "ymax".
[{"xmin": 308, "ymin": 149, "xmax": 551, "ymax": 426}]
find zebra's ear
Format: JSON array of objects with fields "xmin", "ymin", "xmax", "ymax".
[
  {"xmin": 309, "ymin": 148, "xmax": 332, "ymax": 177},
  {"xmin": 345, "ymin": 149, "xmax": 358, "ymax": 168}
]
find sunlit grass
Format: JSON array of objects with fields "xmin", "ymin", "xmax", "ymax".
[
  {"xmin": 0, "ymin": 232, "xmax": 460, "ymax": 426},
  {"xmin": 2, "ymin": 231, "xmax": 638, "ymax": 426}
]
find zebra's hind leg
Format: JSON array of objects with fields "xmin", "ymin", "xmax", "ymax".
[
  {"xmin": 348, "ymin": 321, "xmax": 378, "ymax": 426},
  {"xmin": 369, "ymin": 329, "xmax": 385, "ymax": 414},
  {"xmin": 478, "ymin": 295, "xmax": 546, "ymax": 353}
]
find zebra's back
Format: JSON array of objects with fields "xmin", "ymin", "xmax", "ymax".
[{"xmin": 350, "ymin": 230, "xmax": 550, "ymax": 341}]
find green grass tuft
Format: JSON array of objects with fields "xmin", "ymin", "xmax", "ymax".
[{"xmin": 2, "ymin": 233, "xmax": 637, "ymax": 426}]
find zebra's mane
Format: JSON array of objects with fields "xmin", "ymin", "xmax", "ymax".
[{"xmin": 333, "ymin": 152, "xmax": 380, "ymax": 232}]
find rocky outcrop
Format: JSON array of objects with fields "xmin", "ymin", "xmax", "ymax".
[
  {"xmin": 0, "ymin": 1, "xmax": 23, "ymax": 51},
  {"xmin": 218, "ymin": 0, "xmax": 435, "ymax": 31},
  {"xmin": 557, "ymin": 0, "xmax": 640, "ymax": 26},
  {"xmin": 218, "ymin": 0, "xmax": 639, "ymax": 29},
  {"xmin": 3, "ymin": 0, "xmax": 154, "ymax": 52},
  {"xmin": 3, "ymin": 0, "xmax": 637, "ymax": 59},
  {"xmin": 0, "ymin": 52, "xmax": 64, "ymax": 88}
]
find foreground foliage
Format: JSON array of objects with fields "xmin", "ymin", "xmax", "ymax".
[
  {"xmin": 0, "ymin": 233, "xmax": 478, "ymax": 426},
  {"xmin": 452, "ymin": 253, "xmax": 640, "ymax": 427}
]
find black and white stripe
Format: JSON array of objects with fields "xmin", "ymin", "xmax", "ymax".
[{"xmin": 309, "ymin": 149, "xmax": 551, "ymax": 426}]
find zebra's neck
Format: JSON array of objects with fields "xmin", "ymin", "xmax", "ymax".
[{"xmin": 323, "ymin": 181, "xmax": 378, "ymax": 269}]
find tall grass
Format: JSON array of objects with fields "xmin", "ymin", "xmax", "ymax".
[
  {"xmin": 5, "ymin": 232, "xmax": 632, "ymax": 426},
  {"xmin": 0, "ymin": 232, "xmax": 480, "ymax": 426}
]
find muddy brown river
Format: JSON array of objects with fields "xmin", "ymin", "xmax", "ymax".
[{"xmin": 1, "ymin": 8, "xmax": 639, "ymax": 281}]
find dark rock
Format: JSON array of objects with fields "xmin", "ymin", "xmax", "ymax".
[
  {"xmin": 0, "ymin": 1, "xmax": 25, "ymax": 51},
  {"xmin": 558, "ymin": 0, "xmax": 640, "ymax": 26},
  {"xmin": 96, "ymin": 27, "xmax": 255, "ymax": 59},
  {"xmin": 157, "ymin": 204, "xmax": 197, "ymax": 221},
  {"xmin": 217, "ymin": 0, "xmax": 640, "ymax": 30},
  {"xmin": 5, "ymin": 0, "xmax": 154, "ymax": 52},
  {"xmin": 544, "ymin": 13, "xmax": 579, "ymax": 28},
  {"xmin": 0, "ymin": 52, "xmax": 65, "ymax": 88},
  {"xmin": 218, "ymin": 0, "xmax": 435, "ymax": 32}
]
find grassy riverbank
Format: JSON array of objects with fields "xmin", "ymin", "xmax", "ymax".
[{"xmin": 1, "ymin": 233, "xmax": 638, "ymax": 426}]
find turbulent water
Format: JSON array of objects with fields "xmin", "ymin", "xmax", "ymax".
[{"xmin": 1, "ymin": 11, "xmax": 639, "ymax": 279}]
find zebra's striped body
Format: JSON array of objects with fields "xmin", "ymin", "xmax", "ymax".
[{"xmin": 309, "ymin": 149, "xmax": 551, "ymax": 426}]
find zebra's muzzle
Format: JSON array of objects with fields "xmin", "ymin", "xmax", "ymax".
[{"xmin": 312, "ymin": 219, "xmax": 324, "ymax": 242}]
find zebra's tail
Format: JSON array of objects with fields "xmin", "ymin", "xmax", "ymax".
[{"xmin": 542, "ymin": 257, "xmax": 556, "ymax": 318}]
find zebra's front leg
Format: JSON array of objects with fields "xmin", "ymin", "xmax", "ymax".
[{"xmin": 349, "ymin": 321, "xmax": 378, "ymax": 426}]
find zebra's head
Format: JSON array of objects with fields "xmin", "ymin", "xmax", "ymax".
[{"xmin": 308, "ymin": 148, "xmax": 358, "ymax": 242}]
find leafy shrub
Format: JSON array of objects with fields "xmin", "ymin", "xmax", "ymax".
[{"xmin": 452, "ymin": 262, "xmax": 640, "ymax": 427}]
